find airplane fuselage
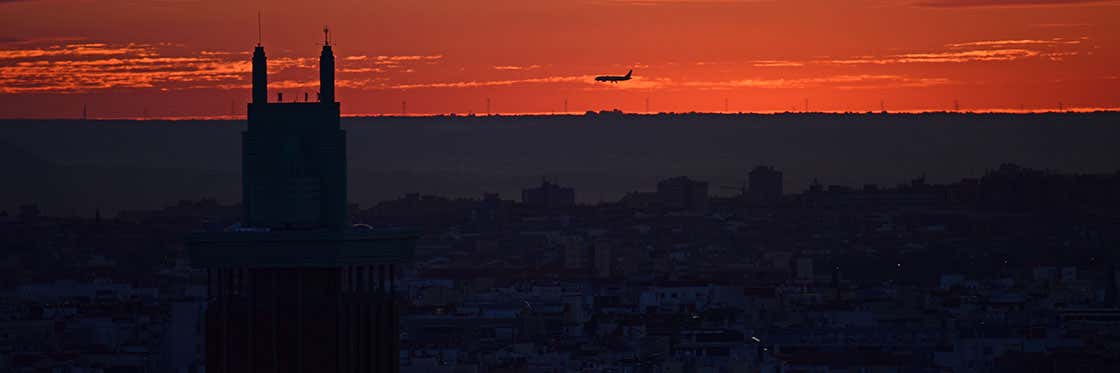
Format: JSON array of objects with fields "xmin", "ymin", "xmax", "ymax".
[
  {"xmin": 595, "ymin": 76, "xmax": 630, "ymax": 83},
  {"xmin": 595, "ymin": 70, "xmax": 633, "ymax": 83}
]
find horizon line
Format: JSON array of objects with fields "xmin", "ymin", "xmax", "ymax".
[{"xmin": 4, "ymin": 108, "xmax": 1119, "ymax": 121}]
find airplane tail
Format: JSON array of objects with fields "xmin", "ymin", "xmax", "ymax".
[{"xmin": 625, "ymin": 69, "xmax": 632, "ymax": 78}]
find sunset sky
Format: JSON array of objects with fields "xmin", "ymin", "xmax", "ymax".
[{"xmin": 0, "ymin": 0, "xmax": 1117, "ymax": 118}]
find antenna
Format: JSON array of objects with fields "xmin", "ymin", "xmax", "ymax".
[
  {"xmin": 486, "ymin": 97, "xmax": 491, "ymax": 116},
  {"xmin": 257, "ymin": 12, "xmax": 263, "ymax": 46},
  {"xmin": 880, "ymin": 99, "xmax": 885, "ymax": 112},
  {"xmin": 564, "ymin": 98, "xmax": 568, "ymax": 113},
  {"xmin": 953, "ymin": 99, "xmax": 960, "ymax": 112},
  {"xmin": 323, "ymin": 25, "xmax": 330, "ymax": 46}
]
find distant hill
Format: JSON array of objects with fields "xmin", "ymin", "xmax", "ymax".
[{"xmin": 2, "ymin": 112, "xmax": 1119, "ymax": 216}]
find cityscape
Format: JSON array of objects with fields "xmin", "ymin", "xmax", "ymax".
[
  {"xmin": 3, "ymin": 158, "xmax": 1120, "ymax": 371},
  {"xmin": 3, "ymin": 0, "xmax": 1120, "ymax": 372}
]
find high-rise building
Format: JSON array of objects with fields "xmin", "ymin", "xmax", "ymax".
[
  {"xmin": 522, "ymin": 178, "xmax": 576, "ymax": 209},
  {"xmin": 657, "ymin": 176, "xmax": 709, "ymax": 212},
  {"xmin": 748, "ymin": 165, "xmax": 783, "ymax": 205},
  {"xmin": 189, "ymin": 33, "xmax": 415, "ymax": 373}
]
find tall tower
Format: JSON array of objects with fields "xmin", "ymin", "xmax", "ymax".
[
  {"xmin": 190, "ymin": 30, "xmax": 415, "ymax": 373},
  {"xmin": 320, "ymin": 26, "xmax": 335, "ymax": 104},
  {"xmin": 242, "ymin": 33, "xmax": 345, "ymax": 230},
  {"xmin": 252, "ymin": 46, "xmax": 267, "ymax": 104}
]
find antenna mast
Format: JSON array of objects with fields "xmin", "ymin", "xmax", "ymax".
[{"xmin": 324, "ymin": 25, "xmax": 331, "ymax": 46}]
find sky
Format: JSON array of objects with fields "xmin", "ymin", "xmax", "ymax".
[{"xmin": 0, "ymin": 0, "xmax": 1117, "ymax": 118}]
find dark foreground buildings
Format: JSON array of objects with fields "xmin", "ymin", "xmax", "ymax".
[{"xmin": 188, "ymin": 35, "xmax": 415, "ymax": 372}]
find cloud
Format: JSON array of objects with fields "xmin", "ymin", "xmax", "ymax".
[
  {"xmin": 0, "ymin": 41, "xmax": 441, "ymax": 93},
  {"xmin": 914, "ymin": 0, "xmax": 1120, "ymax": 8},
  {"xmin": 380, "ymin": 73, "xmax": 949, "ymax": 92},
  {"xmin": 493, "ymin": 65, "xmax": 542, "ymax": 71},
  {"xmin": 376, "ymin": 55, "xmax": 443, "ymax": 61},
  {"xmin": 386, "ymin": 75, "xmax": 593, "ymax": 90},
  {"xmin": 751, "ymin": 60, "xmax": 805, "ymax": 67},
  {"xmin": 825, "ymin": 49, "xmax": 1043, "ymax": 64},
  {"xmin": 658, "ymin": 74, "xmax": 951, "ymax": 90},
  {"xmin": 944, "ymin": 38, "xmax": 1081, "ymax": 48},
  {"xmin": 0, "ymin": 43, "xmax": 246, "ymax": 93},
  {"xmin": 817, "ymin": 38, "xmax": 1083, "ymax": 65},
  {"xmin": 0, "ymin": 43, "xmax": 156, "ymax": 60}
]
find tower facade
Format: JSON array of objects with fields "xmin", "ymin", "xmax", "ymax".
[
  {"xmin": 252, "ymin": 46, "xmax": 267, "ymax": 105},
  {"xmin": 243, "ymin": 41, "xmax": 345, "ymax": 230},
  {"xmin": 190, "ymin": 35, "xmax": 414, "ymax": 373}
]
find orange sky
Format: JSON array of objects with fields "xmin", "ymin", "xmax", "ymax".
[{"xmin": 0, "ymin": 0, "xmax": 1117, "ymax": 118}]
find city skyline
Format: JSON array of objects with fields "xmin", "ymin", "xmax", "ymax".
[
  {"xmin": 1, "ymin": 0, "xmax": 1119, "ymax": 118},
  {"xmin": 4, "ymin": 2, "xmax": 1120, "ymax": 372}
]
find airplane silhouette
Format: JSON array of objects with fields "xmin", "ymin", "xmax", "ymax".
[{"xmin": 595, "ymin": 69, "xmax": 632, "ymax": 83}]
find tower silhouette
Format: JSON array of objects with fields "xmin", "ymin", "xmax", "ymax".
[
  {"xmin": 189, "ymin": 30, "xmax": 415, "ymax": 373},
  {"xmin": 320, "ymin": 26, "xmax": 335, "ymax": 104}
]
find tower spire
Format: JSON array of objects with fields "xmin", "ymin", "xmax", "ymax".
[
  {"xmin": 251, "ymin": 15, "xmax": 268, "ymax": 104},
  {"xmin": 319, "ymin": 28, "xmax": 335, "ymax": 103}
]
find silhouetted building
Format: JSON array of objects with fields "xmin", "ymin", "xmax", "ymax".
[
  {"xmin": 748, "ymin": 165, "xmax": 783, "ymax": 205},
  {"xmin": 657, "ymin": 176, "xmax": 708, "ymax": 212},
  {"xmin": 593, "ymin": 241, "xmax": 612, "ymax": 279},
  {"xmin": 189, "ymin": 34, "xmax": 415, "ymax": 373},
  {"xmin": 522, "ymin": 179, "xmax": 575, "ymax": 209}
]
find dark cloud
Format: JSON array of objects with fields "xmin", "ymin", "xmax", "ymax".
[{"xmin": 916, "ymin": 0, "xmax": 1119, "ymax": 8}]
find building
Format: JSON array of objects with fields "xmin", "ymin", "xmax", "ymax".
[
  {"xmin": 657, "ymin": 176, "xmax": 708, "ymax": 212},
  {"xmin": 593, "ymin": 241, "xmax": 611, "ymax": 279},
  {"xmin": 748, "ymin": 165, "xmax": 783, "ymax": 205},
  {"xmin": 560, "ymin": 235, "xmax": 587, "ymax": 270},
  {"xmin": 188, "ymin": 32, "xmax": 415, "ymax": 373},
  {"xmin": 522, "ymin": 179, "xmax": 575, "ymax": 209}
]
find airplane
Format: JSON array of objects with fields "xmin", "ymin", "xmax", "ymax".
[{"xmin": 595, "ymin": 69, "xmax": 632, "ymax": 83}]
